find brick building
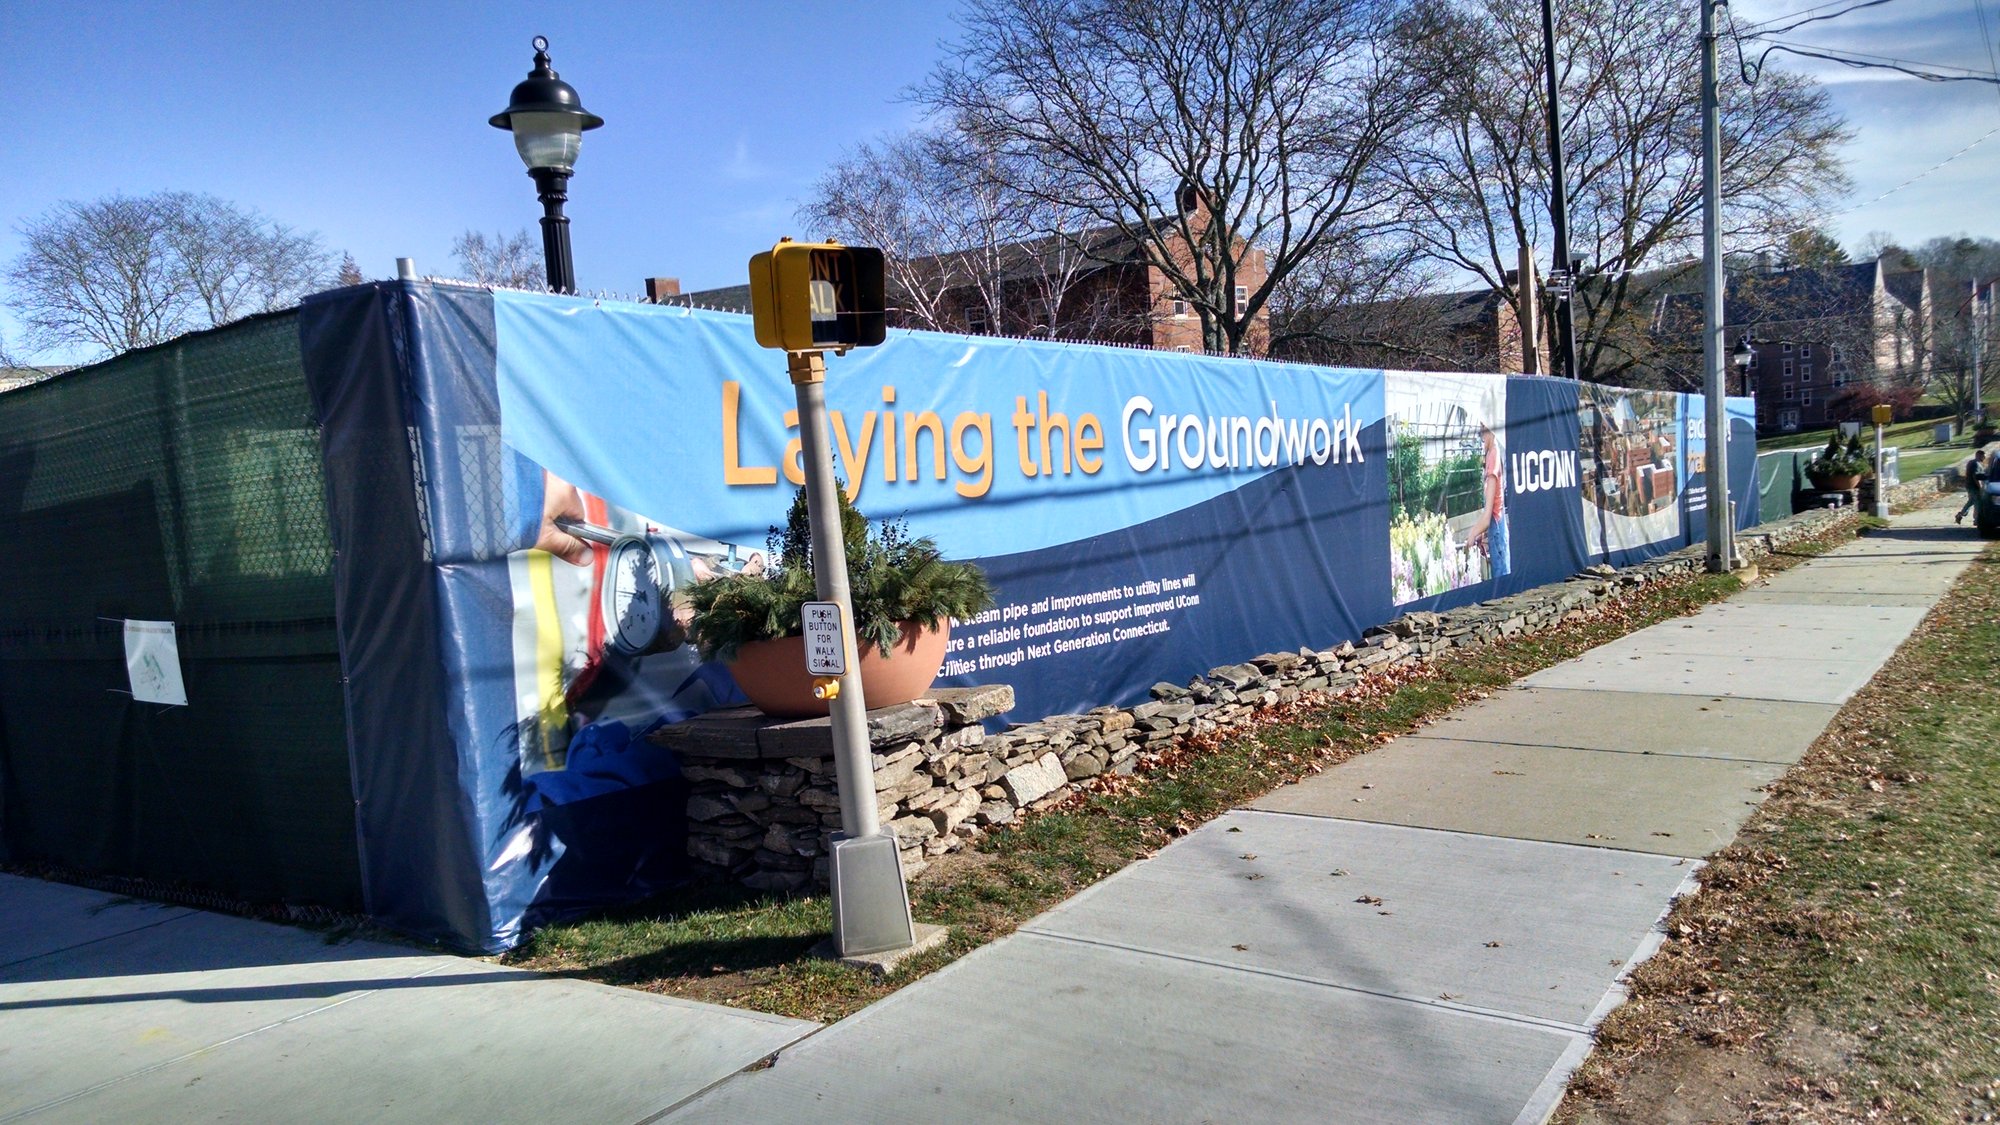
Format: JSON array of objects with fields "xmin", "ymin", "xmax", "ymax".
[
  {"xmin": 664, "ymin": 193, "xmax": 1270, "ymax": 355},
  {"xmin": 1654, "ymin": 260, "xmax": 1930, "ymax": 434},
  {"xmin": 1274, "ymin": 282, "xmax": 1549, "ymax": 374}
]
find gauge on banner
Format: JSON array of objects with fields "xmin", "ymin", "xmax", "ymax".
[{"xmin": 557, "ymin": 517, "xmax": 667, "ymax": 656}]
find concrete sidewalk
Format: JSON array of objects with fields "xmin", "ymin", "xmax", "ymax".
[
  {"xmin": 664, "ymin": 503, "xmax": 1984, "ymax": 1124},
  {"xmin": 0, "ymin": 877, "xmax": 814, "ymax": 1123},
  {"xmin": 2, "ymin": 506, "xmax": 1978, "ymax": 1124}
]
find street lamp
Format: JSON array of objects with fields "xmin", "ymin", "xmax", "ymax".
[
  {"xmin": 490, "ymin": 36, "xmax": 603, "ymax": 294},
  {"xmin": 1732, "ymin": 333, "xmax": 1756, "ymax": 396}
]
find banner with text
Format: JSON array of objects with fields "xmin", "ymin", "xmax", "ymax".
[{"xmin": 302, "ymin": 281, "xmax": 1753, "ymax": 952}]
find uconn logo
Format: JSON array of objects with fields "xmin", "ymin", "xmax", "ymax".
[{"xmin": 1510, "ymin": 449, "xmax": 1579, "ymax": 493}]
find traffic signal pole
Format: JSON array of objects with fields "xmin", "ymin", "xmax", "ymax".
[
  {"xmin": 747, "ymin": 242, "xmax": 918, "ymax": 960},
  {"xmin": 788, "ymin": 353, "xmax": 880, "ymax": 844},
  {"xmin": 786, "ymin": 351, "xmax": 920, "ymax": 959}
]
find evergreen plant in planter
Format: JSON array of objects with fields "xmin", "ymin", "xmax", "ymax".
[
  {"xmin": 1806, "ymin": 430, "xmax": 1870, "ymax": 491},
  {"xmin": 686, "ymin": 487, "xmax": 995, "ymax": 718}
]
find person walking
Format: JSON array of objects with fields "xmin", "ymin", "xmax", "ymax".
[{"xmin": 1956, "ymin": 448, "xmax": 1987, "ymax": 524}]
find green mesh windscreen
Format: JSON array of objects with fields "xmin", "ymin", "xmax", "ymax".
[{"xmin": 0, "ymin": 310, "xmax": 360, "ymax": 909}]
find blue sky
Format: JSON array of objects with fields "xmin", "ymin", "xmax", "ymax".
[
  {"xmin": 3, "ymin": 0, "xmax": 1998, "ymax": 364},
  {"xmin": 1738, "ymin": 0, "xmax": 2000, "ymax": 252},
  {"xmin": 0, "ymin": 1, "xmax": 958, "ymax": 361}
]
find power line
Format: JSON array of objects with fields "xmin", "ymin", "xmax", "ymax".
[
  {"xmin": 1738, "ymin": 0, "xmax": 1904, "ymax": 38},
  {"xmin": 1748, "ymin": 39, "xmax": 2000, "ymax": 83},
  {"xmin": 1830, "ymin": 122, "xmax": 2000, "ymax": 215},
  {"xmin": 1975, "ymin": 0, "xmax": 2000, "ymax": 109}
]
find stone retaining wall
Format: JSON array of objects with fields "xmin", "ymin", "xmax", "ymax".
[{"xmin": 656, "ymin": 501, "xmax": 1885, "ymax": 892}]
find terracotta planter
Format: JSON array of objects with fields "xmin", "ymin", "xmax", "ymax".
[
  {"xmin": 726, "ymin": 620, "xmax": 950, "ymax": 719},
  {"xmin": 1808, "ymin": 472, "xmax": 1863, "ymax": 491}
]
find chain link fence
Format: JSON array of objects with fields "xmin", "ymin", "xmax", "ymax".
[{"xmin": 0, "ymin": 310, "xmax": 360, "ymax": 909}]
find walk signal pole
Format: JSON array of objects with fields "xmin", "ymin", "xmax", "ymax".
[{"xmin": 749, "ymin": 240, "xmax": 918, "ymax": 959}]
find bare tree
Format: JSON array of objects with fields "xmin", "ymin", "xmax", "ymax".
[
  {"xmin": 1391, "ymin": 0, "xmax": 1850, "ymax": 384},
  {"xmin": 799, "ymin": 131, "xmax": 979, "ymax": 331},
  {"xmin": 1267, "ymin": 233, "xmax": 1466, "ymax": 367},
  {"xmin": 7, "ymin": 192, "xmax": 332, "ymax": 359},
  {"xmin": 451, "ymin": 229, "xmax": 545, "ymax": 289},
  {"xmin": 800, "ymin": 125, "xmax": 1120, "ymax": 339},
  {"xmin": 922, "ymin": 0, "xmax": 1417, "ymax": 355}
]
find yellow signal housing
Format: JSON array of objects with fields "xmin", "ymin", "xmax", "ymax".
[
  {"xmin": 748, "ymin": 239, "xmax": 888, "ymax": 353},
  {"xmin": 1871, "ymin": 403, "xmax": 1893, "ymax": 425}
]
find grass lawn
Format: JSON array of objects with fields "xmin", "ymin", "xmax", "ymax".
[
  {"xmin": 1559, "ymin": 540, "xmax": 2000, "ymax": 1124},
  {"xmin": 1756, "ymin": 418, "xmax": 1947, "ymax": 453},
  {"xmin": 1897, "ymin": 444, "xmax": 1971, "ymax": 479},
  {"xmin": 507, "ymin": 530, "xmax": 1864, "ymax": 1024}
]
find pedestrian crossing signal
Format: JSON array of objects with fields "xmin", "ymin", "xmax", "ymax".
[{"xmin": 749, "ymin": 239, "xmax": 887, "ymax": 353}]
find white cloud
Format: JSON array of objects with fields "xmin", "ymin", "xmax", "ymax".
[{"xmin": 724, "ymin": 135, "xmax": 768, "ymax": 182}]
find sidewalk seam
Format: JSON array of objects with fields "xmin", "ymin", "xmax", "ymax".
[
  {"xmin": 1236, "ymin": 806, "xmax": 1707, "ymax": 863},
  {"xmin": 627, "ymin": 1023, "xmax": 824, "ymax": 1125},
  {"xmin": 1011, "ymin": 927, "xmax": 1598, "ymax": 1037},
  {"xmin": 1400, "ymin": 731, "xmax": 1809, "ymax": 766}
]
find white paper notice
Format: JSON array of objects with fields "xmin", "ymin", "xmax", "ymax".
[{"xmin": 123, "ymin": 620, "xmax": 187, "ymax": 706}]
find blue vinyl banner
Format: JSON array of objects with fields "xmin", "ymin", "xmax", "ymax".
[{"xmin": 301, "ymin": 281, "xmax": 1756, "ymax": 952}]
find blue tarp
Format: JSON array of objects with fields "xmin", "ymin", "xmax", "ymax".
[{"xmin": 299, "ymin": 281, "xmax": 1758, "ymax": 952}]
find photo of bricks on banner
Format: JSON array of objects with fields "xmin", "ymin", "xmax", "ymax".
[{"xmin": 747, "ymin": 239, "xmax": 918, "ymax": 958}]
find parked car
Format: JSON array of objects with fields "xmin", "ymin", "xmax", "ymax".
[{"xmin": 1979, "ymin": 471, "xmax": 2000, "ymax": 539}]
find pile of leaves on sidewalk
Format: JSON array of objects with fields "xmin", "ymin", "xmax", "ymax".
[
  {"xmin": 1560, "ymin": 545, "xmax": 2000, "ymax": 1124},
  {"xmin": 512, "ymin": 526, "xmax": 1866, "ymax": 1023}
]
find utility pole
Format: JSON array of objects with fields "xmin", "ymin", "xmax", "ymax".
[
  {"xmin": 1975, "ymin": 279, "xmax": 1988, "ymax": 426},
  {"xmin": 1700, "ymin": 0, "xmax": 1733, "ymax": 573},
  {"xmin": 1518, "ymin": 244, "xmax": 1542, "ymax": 374},
  {"xmin": 1540, "ymin": 0, "xmax": 1579, "ymax": 382}
]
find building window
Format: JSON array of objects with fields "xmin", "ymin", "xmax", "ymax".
[
  {"xmin": 1782, "ymin": 386, "xmax": 1795, "ymax": 401},
  {"xmin": 1783, "ymin": 358, "xmax": 1793, "ymax": 378},
  {"xmin": 1171, "ymin": 298, "xmax": 1187, "ymax": 318},
  {"xmin": 1234, "ymin": 286, "xmax": 1248, "ymax": 316},
  {"xmin": 1800, "ymin": 342, "xmax": 1812, "ymax": 358},
  {"xmin": 1801, "ymin": 390, "xmax": 1812, "ymax": 406},
  {"xmin": 1174, "ymin": 345, "xmax": 1193, "ymax": 353},
  {"xmin": 965, "ymin": 306, "xmax": 988, "ymax": 335},
  {"xmin": 1780, "ymin": 407, "xmax": 1800, "ymax": 430},
  {"xmin": 1782, "ymin": 341, "xmax": 1793, "ymax": 354}
]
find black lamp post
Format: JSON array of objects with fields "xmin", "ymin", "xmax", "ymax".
[
  {"xmin": 1732, "ymin": 333, "xmax": 1756, "ymax": 397},
  {"xmin": 490, "ymin": 36, "xmax": 603, "ymax": 294}
]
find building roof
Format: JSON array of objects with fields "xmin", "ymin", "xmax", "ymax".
[
  {"xmin": 671, "ymin": 212, "xmax": 1201, "ymax": 311},
  {"xmin": 1327, "ymin": 287, "xmax": 1503, "ymax": 331},
  {"xmin": 1654, "ymin": 261, "xmax": 1880, "ymax": 336},
  {"xmin": 674, "ymin": 282, "xmax": 753, "ymax": 312},
  {"xmin": 0, "ymin": 365, "xmax": 75, "ymax": 393},
  {"xmin": 1882, "ymin": 268, "xmax": 1927, "ymax": 313}
]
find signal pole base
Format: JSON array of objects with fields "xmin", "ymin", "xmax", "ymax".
[
  {"xmin": 828, "ymin": 831, "xmax": 918, "ymax": 958},
  {"xmin": 819, "ymin": 923, "xmax": 950, "ymax": 977}
]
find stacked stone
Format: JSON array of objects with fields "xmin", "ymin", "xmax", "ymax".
[
  {"xmin": 658, "ymin": 686, "xmax": 1017, "ymax": 892},
  {"xmin": 660, "ymin": 503, "xmax": 1862, "ymax": 894}
]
